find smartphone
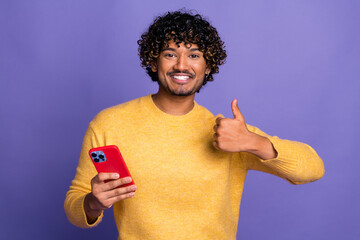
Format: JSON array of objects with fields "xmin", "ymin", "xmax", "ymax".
[{"xmin": 89, "ymin": 145, "xmax": 135, "ymax": 188}]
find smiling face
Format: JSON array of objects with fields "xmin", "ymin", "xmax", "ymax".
[{"xmin": 151, "ymin": 41, "xmax": 210, "ymax": 97}]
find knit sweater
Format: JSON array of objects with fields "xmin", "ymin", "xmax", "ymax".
[{"xmin": 64, "ymin": 94, "xmax": 324, "ymax": 240}]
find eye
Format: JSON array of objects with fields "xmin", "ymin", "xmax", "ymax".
[
  {"xmin": 164, "ymin": 53, "xmax": 175, "ymax": 58},
  {"xmin": 189, "ymin": 54, "xmax": 200, "ymax": 58}
]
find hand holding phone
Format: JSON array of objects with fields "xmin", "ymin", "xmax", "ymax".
[
  {"xmin": 84, "ymin": 146, "xmax": 136, "ymax": 223},
  {"xmin": 89, "ymin": 145, "xmax": 135, "ymax": 187}
]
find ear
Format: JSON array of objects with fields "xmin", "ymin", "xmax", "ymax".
[
  {"xmin": 205, "ymin": 67, "xmax": 210, "ymax": 75},
  {"xmin": 151, "ymin": 62, "xmax": 157, "ymax": 72}
]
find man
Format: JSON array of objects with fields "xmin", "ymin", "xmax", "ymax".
[{"xmin": 65, "ymin": 10, "xmax": 324, "ymax": 239}]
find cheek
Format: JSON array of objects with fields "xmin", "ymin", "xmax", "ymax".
[
  {"xmin": 197, "ymin": 65, "xmax": 208, "ymax": 74},
  {"xmin": 157, "ymin": 62, "xmax": 171, "ymax": 74},
  {"xmin": 196, "ymin": 60, "xmax": 208, "ymax": 72}
]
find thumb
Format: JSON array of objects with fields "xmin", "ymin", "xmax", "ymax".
[{"xmin": 231, "ymin": 99, "xmax": 243, "ymax": 120}]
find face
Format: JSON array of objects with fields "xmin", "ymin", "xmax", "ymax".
[{"xmin": 151, "ymin": 40, "xmax": 210, "ymax": 96}]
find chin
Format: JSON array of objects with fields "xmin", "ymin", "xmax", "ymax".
[
  {"xmin": 169, "ymin": 86, "xmax": 203, "ymax": 96},
  {"xmin": 172, "ymin": 92, "xmax": 193, "ymax": 97}
]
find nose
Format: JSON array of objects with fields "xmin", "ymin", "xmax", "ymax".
[{"xmin": 174, "ymin": 54, "xmax": 189, "ymax": 71}]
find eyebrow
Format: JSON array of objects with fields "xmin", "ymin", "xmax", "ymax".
[{"xmin": 162, "ymin": 47, "xmax": 201, "ymax": 52}]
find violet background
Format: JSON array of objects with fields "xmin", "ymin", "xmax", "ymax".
[{"xmin": 1, "ymin": 0, "xmax": 359, "ymax": 239}]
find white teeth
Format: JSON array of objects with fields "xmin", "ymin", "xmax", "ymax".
[{"xmin": 173, "ymin": 75, "xmax": 190, "ymax": 80}]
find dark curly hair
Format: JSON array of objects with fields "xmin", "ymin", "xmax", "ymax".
[{"xmin": 138, "ymin": 10, "xmax": 227, "ymax": 86}]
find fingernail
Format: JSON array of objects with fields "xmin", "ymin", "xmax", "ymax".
[
  {"xmin": 131, "ymin": 185, "xmax": 137, "ymax": 191},
  {"xmin": 129, "ymin": 192, "xmax": 135, "ymax": 197},
  {"xmin": 125, "ymin": 177, "xmax": 132, "ymax": 183},
  {"xmin": 113, "ymin": 173, "xmax": 120, "ymax": 178}
]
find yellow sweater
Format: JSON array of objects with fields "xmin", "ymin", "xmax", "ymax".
[{"xmin": 64, "ymin": 94, "xmax": 324, "ymax": 240}]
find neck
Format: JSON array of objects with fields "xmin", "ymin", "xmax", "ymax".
[{"xmin": 152, "ymin": 88, "xmax": 195, "ymax": 116}]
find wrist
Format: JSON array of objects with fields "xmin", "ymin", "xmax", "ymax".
[
  {"xmin": 246, "ymin": 133, "xmax": 277, "ymax": 160},
  {"xmin": 84, "ymin": 193, "xmax": 102, "ymax": 224}
]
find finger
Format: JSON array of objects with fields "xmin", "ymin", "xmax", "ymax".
[
  {"xmin": 103, "ymin": 185, "xmax": 137, "ymax": 207},
  {"xmin": 213, "ymin": 132, "xmax": 219, "ymax": 140},
  {"xmin": 92, "ymin": 184, "xmax": 136, "ymax": 209},
  {"xmin": 213, "ymin": 124, "xmax": 218, "ymax": 132},
  {"xmin": 105, "ymin": 184, "xmax": 137, "ymax": 199},
  {"xmin": 103, "ymin": 177, "xmax": 133, "ymax": 191},
  {"xmin": 108, "ymin": 191, "xmax": 136, "ymax": 205},
  {"xmin": 97, "ymin": 172, "xmax": 120, "ymax": 182},
  {"xmin": 231, "ymin": 99, "xmax": 244, "ymax": 120},
  {"xmin": 215, "ymin": 117, "xmax": 223, "ymax": 125}
]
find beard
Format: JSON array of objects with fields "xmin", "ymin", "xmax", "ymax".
[{"xmin": 165, "ymin": 83, "xmax": 204, "ymax": 96}]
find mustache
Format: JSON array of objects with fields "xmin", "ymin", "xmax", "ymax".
[{"xmin": 167, "ymin": 71, "xmax": 195, "ymax": 78}]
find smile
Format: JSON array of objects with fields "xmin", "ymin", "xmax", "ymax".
[
  {"xmin": 173, "ymin": 75, "xmax": 190, "ymax": 80},
  {"xmin": 169, "ymin": 73, "xmax": 193, "ymax": 84}
]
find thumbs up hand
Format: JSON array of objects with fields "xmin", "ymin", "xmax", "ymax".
[
  {"xmin": 213, "ymin": 99, "xmax": 277, "ymax": 159},
  {"xmin": 213, "ymin": 99, "xmax": 254, "ymax": 152}
]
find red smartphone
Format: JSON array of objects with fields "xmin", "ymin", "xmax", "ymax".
[{"xmin": 89, "ymin": 145, "xmax": 135, "ymax": 188}]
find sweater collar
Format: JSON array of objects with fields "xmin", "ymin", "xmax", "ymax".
[{"xmin": 142, "ymin": 94, "xmax": 200, "ymax": 122}]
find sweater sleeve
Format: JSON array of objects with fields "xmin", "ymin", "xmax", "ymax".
[
  {"xmin": 64, "ymin": 122, "xmax": 104, "ymax": 228},
  {"xmin": 243, "ymin": 125, "xmax": 325, "ymax": 185}
]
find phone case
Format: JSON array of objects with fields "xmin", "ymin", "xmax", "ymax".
[{"xmin": 89, "ymin": 145, "xmax": 135, "ymax": 188}]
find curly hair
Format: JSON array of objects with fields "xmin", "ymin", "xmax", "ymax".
[{"xmin": 138, "ymin": 10, "xmax": 227, "ymax": 86}]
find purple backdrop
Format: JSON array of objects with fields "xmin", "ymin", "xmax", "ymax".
[{"xmin": 1, "ymin": 0, "xmax": 359, "ymax": 239}]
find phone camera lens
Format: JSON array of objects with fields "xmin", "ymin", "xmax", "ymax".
[
  {"xmin": 91, "ymin": 153, "xmax": 97, "ymax": 157},
  {"xmin": 94, "ymin": 158, "xmax": 99, "ymax": 163},
  {"xmin": 99, "ymin": 155, "xmax": 104, "ymax": 159}
]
